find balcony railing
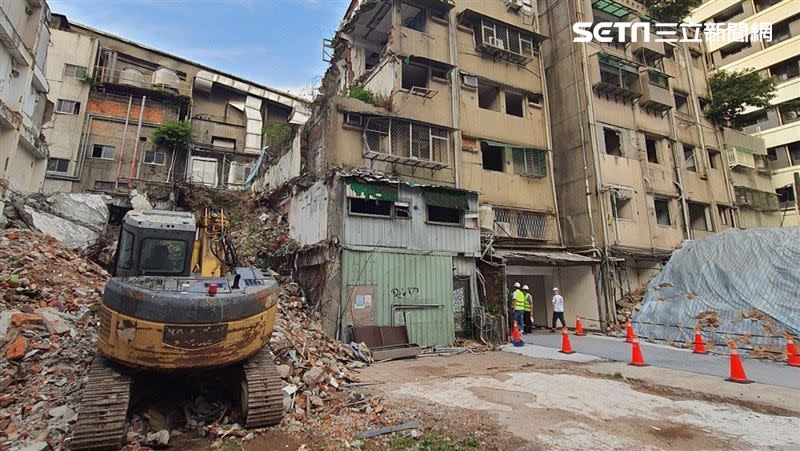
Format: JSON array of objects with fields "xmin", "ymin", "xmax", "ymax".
[
  {"xmin": 493, "ymin": 209, "xmax": 557, "ymax": 241},
  {"xmin": 95, "ymin": 65, "xmax": 192, "ymax": 97},
  {"xmin": 362, "ymin": 116, "xmax": 450, "ymax": 169}
]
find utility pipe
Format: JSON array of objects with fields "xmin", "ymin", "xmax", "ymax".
[
  {"xmin": 114, "ymin": 95, "xmax": 133, "ymax": 189},
  {"xmin": 128, "ymin": 96, "xmax": 146, "ymax": 187}
]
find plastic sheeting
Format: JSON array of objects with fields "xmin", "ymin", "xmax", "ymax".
[{"xmin": 633, "ymin": 227, "xmax": 800, "ymax": 355}]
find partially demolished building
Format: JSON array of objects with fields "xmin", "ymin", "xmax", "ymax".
[{"xmin": 282, "ymin": 0, "xmax": 602, "ymax": 346}]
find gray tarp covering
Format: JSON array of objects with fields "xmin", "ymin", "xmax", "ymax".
[{"xmin": 634, "ymin": 227, "xmax": 800, "ymax": 355}]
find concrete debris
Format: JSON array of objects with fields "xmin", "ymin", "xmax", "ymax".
[
  {"xmin": 357, "ymin": 421, "xmax": 420, "ymax": 439},
  {"xmin": 0, "ymin": 229, "xmax": 106, "ymax": 449},
  {"xmin": 128, "ymin": 189, "xmax": 153, "ymax": 211},
  {"xmin": 145, "ymin": 429, "xmax": 171, "ymax": 447}
]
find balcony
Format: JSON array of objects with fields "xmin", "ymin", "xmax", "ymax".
[
  {"xmin": 735, "ymin": 186, "xmax": 779, "ymax": 211},
  {"xmin": 591, "ymin": 53, "xmax": 642, "ymax": 104},
  {"xmin": 95, "ymin": 65, "xmax": 192, "ymax": 98},
  {"xmin": 0, "ymin": 7, "xmax": 30, "ymax": 65},
  {"xmin": 0, "ymin": 99, "xmax": 21, "ymax": 130},
  {"xmin": 727, "ymin": 146, "xmax": 756, "ymax": 169},
  {"xmin": 629, "ymin": 25, "xmax": 665, "ymax": 62},
  {"xmin": 463, "ymin": 12, "xmax": 544, "ymax": 66},
  {"xmin": 362, "ymin": 116, "xmax": 450, "ymax": 170},
  {"xmin": 492, "ymin": 208, "xmax": 558, "ymax": 242},
  {"xmin": 638, "ymin": 69, "xmax": 672, "ymax": 114}
]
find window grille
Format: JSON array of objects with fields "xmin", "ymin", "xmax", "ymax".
[
  {"xmin": 476, "ymin": 19, "xmax": 536, "ymax": 64},
  {"xmin": 512, "ymin": 148, "xmax": 547, "ymax": 178},
  {"xmin": 494, "ymin": 209, "xmax": 550, "ymax": 240},
  {"xmin": 363, "ymin": 117, "xmax": 449, "ymax": 168}
]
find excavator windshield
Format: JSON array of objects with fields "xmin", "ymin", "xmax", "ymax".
[{"xmin": 139, "ymin": 239, "xmax": 188, "ymax": 274}]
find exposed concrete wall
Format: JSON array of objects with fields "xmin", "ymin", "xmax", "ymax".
[{"xmin": 289, "ymin": 180, "xmax": 329, "ymax": 246}]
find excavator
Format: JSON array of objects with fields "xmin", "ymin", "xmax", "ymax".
[{"xmin": 69, "ymin": 209, "xmax": 284, "ymax": 450}]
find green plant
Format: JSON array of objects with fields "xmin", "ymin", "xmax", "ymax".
[
  {"xmin": 348, "ymin": 85, "xmax": 378, "ymax": 104},
  {"xmin": 263, "ymin": 122, "xmax": 294, "ymax": 153},
  {"xmin": 642, "ymin": 0, "xmax": 702, "ymax": 22},
  {"xmin": 385, "ymin": 432, "xmax": 479, "ymax": 451},
  {"xmin": 152, "ymin": 120, "xmax": 193, "ymax": 150},
  {"xmin": 706, "ymin": 69, "xmax": 776, "ymax": 129}
]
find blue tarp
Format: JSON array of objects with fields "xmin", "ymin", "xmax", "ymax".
[{"xmin": 633, "ymin": 227, "xmax": 800, "ymax": 355}]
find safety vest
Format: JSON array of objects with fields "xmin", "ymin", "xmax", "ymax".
[
  {"xmin": 512, "ymin": 289, "xmax": 526, "ymax": 311},
  {"xmin": 524, "ymin": 293, "xmax": 533, "ymax": 312}
]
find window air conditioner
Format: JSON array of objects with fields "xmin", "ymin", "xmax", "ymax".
[
  {"xmin": 506, "ymin": 0, "xmax": 523, "ymax": 11},
  {"xmin": 462, "ymin": 75, "xmax": 479, "ymax": 89}
]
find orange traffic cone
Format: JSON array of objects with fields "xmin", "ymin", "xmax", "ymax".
[
  {"xmin": 629, "ymin": 336, "xmax": 648, "ymax": 367},
  {"xmin": 624, "ymin": 320, "xmax": 635, "ymax": 343},
  {"xmin": 575, "ymin": 316, "xmax": 585, "ymax": 336},
  {"xmin": 692, "ymin": 326, "xmax": 708, "ymax": 355},
  {"xmin": 788, "ymin": 352, "xmax": 800, "ymax": 368},
  {"xmin": 726, "ymin": 342, "xmax": 753, "ymax": 384},
  {"xmin": 512, "ymin": 321, "xmax": 524, "ymax": 347},
  {"xmin": 559, "ymin": 327, "xmax": 575, "ymax": 354},
  {"xmin": 786, "ymin": 333, "xmax": 798, "ymax": 357}
]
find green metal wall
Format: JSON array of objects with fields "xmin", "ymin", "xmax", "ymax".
[{"xmin": 341, "ymin": 248, "xmax": 455, "ymax": 347}]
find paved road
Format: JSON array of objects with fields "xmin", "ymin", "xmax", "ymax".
[{"xmin": 518, "ymin": 330, "xmax": 800, "ymax": 389}]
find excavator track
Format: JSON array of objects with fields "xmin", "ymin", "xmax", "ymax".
[
  {"xmin": 69, "ymin": 356, "xmax": 131, "ymax": 450},
  {"xmin": 241, "ymin": 347, "xmax": 284, "ymax": 428}
]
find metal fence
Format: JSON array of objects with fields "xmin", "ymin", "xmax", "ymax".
[{"xmin": 364, "ymin": 117, "xmax": 449, "ymax": 167}]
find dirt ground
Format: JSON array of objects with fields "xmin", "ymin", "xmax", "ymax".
[{"xmin": 171, "ymin": 350, "xmax": 800, "ymax": 450}]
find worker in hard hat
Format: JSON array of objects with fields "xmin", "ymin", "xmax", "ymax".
[
  {"xmin": 551, "ymin": 287, "xmax": 566, "ymax": 332},
  {"xmin": 522, "ymin": 285, "xmax": 534, "ymax": 334},
  {"xmin": 510, "ymin": 282, "xmax": 526, "ymax": 334}
]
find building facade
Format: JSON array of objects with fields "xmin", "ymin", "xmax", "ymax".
[
  {"xmin": 284, "ymin": 0, "xmax": 602, "ymax": 346},
  {"xmin": 0, "ymin": 0, "xmax": 53, "ymax": 193},
  {"xmin": 690, "ymin": 0, "xmax": 800, "ymax": 226},
  {"xmin": 42, "ymin": 14, "xmax": 309, "ymax": 194},
  {"xmin": 538, "ymin": 0, "xmax": 777, "ymax": 313}
]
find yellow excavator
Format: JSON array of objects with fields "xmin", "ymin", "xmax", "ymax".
[{"xmin": 69, "ymin": 209, "xmax": 283, "ymax": 450}]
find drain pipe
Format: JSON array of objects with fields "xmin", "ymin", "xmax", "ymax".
[
  {"xmin": 448, "ymin": 6, "xmax": 460, "ymax": 188},
  {"xmin": 114, "ymin": 95, "xmax": 133, "ymax": 189},
  {"xmin": 128, "ymin": 96, "xmax": 146, "ymax": 187}
]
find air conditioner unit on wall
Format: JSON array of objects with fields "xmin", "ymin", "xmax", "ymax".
[
  {"xmin": 506, "ymin": 0, "xmax": 523, "ymax": 11},
  {"xmin": 462, "ymin": 75, "xmax": 479, "ymax": 89}
]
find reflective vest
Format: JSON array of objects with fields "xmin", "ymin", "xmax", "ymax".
[
  {"xmin": 524, "ymin": 293, "xmax": 533, "ymax": 312},
  {"xmin": 512, "ymin": 289, "xmax": 526, "ymax": 311}
]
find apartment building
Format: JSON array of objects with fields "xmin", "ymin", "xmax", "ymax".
[
  {"xmin": 538, "ymin": 0, "xmax": 777, "ymax": 310},
  {"xmin": 284, "ymin": 0, "xmax": 601, "ymax": 346},
  {"xmin": 42, "ymin": 14, "xmax": 309, "ymax": 194},
  {"xmin": 690, "ymin": 0, "xmax": 800, "ymax": 226},
  {"xmin": 0, "ymin": 0, "xmax": 53, "ymax": 193}
]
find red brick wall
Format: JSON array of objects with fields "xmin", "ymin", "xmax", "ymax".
[{"xmin": 86, "ymin": 97, "xmax": 168, "ymax": 124}]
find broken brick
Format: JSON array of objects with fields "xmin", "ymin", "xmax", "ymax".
[
  {"xmin": 10, "ymin": 313, "xmax": 42, "ymax": 328},
  {"xmin": 4, "ymin": 336, "xmax": 27, "ymax": 360}
]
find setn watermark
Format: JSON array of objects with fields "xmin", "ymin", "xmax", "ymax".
[{"xmin": 573, "ymin": 21, "xmax": 772, "ymax": 44}]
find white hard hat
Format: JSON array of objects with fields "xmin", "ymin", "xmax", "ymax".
[
  {"xmin": 513, "ymin": 282, "xmax": 521, "ymax": 288},
  {"xmin": 522, "ymin": 285, "xmax": 529, "ymax": 290},
  {"xmin": 553, "ymin": 287, "xmax": 560, "ymax": 291}
]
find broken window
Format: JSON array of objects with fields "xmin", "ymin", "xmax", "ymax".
[
  {"xmin": 664, "ymin": 44, "xmax": 675, "ymax": 59},
  {"xmin": 481, "ymin": 141, "xmax": 505, "ymax": 172},
  {"xmin": 431, "ymin": 66, "xmax": 449, "ymax": 81},
  {"xmin": 512, "ymin": 148, "xmax": 547, "ymax": 178},
  {"xmin": 478, "ymin": 82, "xmax": 500, "ymax": 111},
  {"xmin": 777, "ymin": 186, "xmax": 796, "ymax": 207},
  {"xmin": 674, "ymin": 91, "xmax": 689, "ymax": 114},
  {"xmin": 611, "ymin": 192, "xmax": 634, "ymax": 220},
  {"xmin": 505, "ymin": 91, "xmax": 524, "ymax": 117},
  {"xmin": 654, "ymin": 198, "xmax": 671, "ymax": 226},
  {"xmin": 707, "ymin": 149, "xmax": 722, "ymax": 169},
  {"xmin": 646, "ymin": 138, "xmax": 659, "ymax": 163},
  {"xmin": 47, "ymin": 158, "xmax": 69, "ymax": 173},
  {"xmin": 402, "ymin": 62, "xmax": 428, "ymax": 90},
  {"xmin": 395, "ymin": 201, "xmax": 411, "ymax": 219},
  {"xmin": 718, "ymin": 205, "xmax": 733, "ymax": 226},
  {"xmin": 603, "ymin": 128, "xmax": 622, "ymax": 157},
  {"xmin": 400, "ymin": 3, "xmax": 426, "ymax": 32},
  {"xmin": 94, "ymin": 180, "xmax": 116, "ymax": 191},
  {"xmin": 427, "ymin": 205, "xmax": 462, "ymax": 225},
  {"xmin": 92, "ymin": 144, "xmax": 115, "ymax": 160},
  {"xmin": 349, "ymin": 198, "xmax": 393, "ymax": 217},
  {"xmin": 688, "ymin": 202, "xmax": 710, "ymax": 231},
  {"xmin": 683, "ymin": 144, "xmax": 697, "ymax": 172},
  {"xmin": 365, "ymin": 52, "xmax": 380, "ymax": 71}
]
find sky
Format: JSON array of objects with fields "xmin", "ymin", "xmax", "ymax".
[{"xmin": 48, "ymin": 0, "xmax": 350, "ymax": 98}]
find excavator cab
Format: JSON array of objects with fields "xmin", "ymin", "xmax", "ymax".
[{"xmin": 112, "ymin": 210, "xmax": 196, "ymax": 277}]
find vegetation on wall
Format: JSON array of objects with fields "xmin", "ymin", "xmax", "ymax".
[
  {"xmin": 706, "ymin": 70, "xmax": 776, "ymax": 129},
  {"xmin": 263, "ymin": 122, "xmax": 294, "ymax": 154},
  {"xmin": 152, "ymin": 120, "xmax": 194, "ymax": 150},
  {"xmin": 642, "ymin": 0, "xmax": 702, "ymax": 22},
  {"xmin": 347, "ymin": 85, "xmax": 392, "ymax": 109}
]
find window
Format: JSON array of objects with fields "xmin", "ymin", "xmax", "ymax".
[
  {"xmin": 790, "ymin": 142, "xmax": 800, "ymax": 165},
  {"xmin": 683, "ymin": 144, "xmax": 697, "ymax": 172},
  {"xmin": 495, "ymin": 209, "xmax": 549, "ymax": 239},
  {"xmin": 431, "ymin": 8, "xmax": 448, "ymax": 22},
  {"xmin": 674, "ymin": 91, "xmax": 689, "ymax": 114},
  {"xmin": 427, "ymin": 205, "xmax": 462, "ymax": 225},
  {"xmin": 229, "ymin": 162, "xmax": 251, "ymax": 184},
  {"xmin": 211, "ymin": 136, "xmax": 236, "ymax": 149},
  {"xmin": 648, "ymin": 70, "xmax": 669, "ymax": 89},
  {"xmin": 769, "ymin": 19, "xmax": 792, "ymax": 46},
  {"xmin": 598, "ymin": 55, "xmax": 639, "ymax": 91},
  {"xmin": 527, "ymin": 93, "xmax": 543, "ymax": 107},
  {"xmin": 654, "ymin": 198, "xmax": 671, "ymax": 226},
  {"xmin": 402, "ymin": 62, "xmax": 428, "ymax": 90},
  {"xmin": 139, "ymin": 239, "xmax": 187, "ymax": 274},
  {"xmin": 117, "ymin": 229, "xmax": 135, "ymax": 270},
  {"xmin": 603, "ymin": 128, "xmax": 622, "ymax": 157},
  {"xmin": 688, "ymin": 202, "xmax": 710, "ymax": 231},
  {"xmin": 400, "ymin": 2, "xmax": 425, "ymax": 32},
  {"xmin": 777, "ymin": 185, "xmax": 796, "ymax": 207},
  {"xmin": 512, "ymin": 148, "xmax": 547, "ymax": 178},
  {"xmin": 47, "ymin": 158, "xmax": 69, "ymax": 173},
  {"xmin": 707, "ymin": 149, "xmax": 722, "ymax": 169},
  {"xmin": 63, "ymin": 64, "xmax": 87, "ymax": 79},
  {"xmin": 94, "ymin": 180, "xmax": 116, "ymax": 191},
  {"xmin": 477, "ymin": 19, "xmax": 536, "ymax": 59},
  {"xmin": 431, "ymin": 66, "xmax": 449, "ymax": 81},
  {"xmin": 349, "ymin": 198, "xmax": 393, "ymax": 217},
  {"xmin": 395, "ymin": 201, "xmax": 411, "ymax": 219},
  {"xmin": 505, "ymin": 91, "xmax": 524, "ymax": 117},
  {"xmin": 755, "ymin": 0, "xmax": 782, "ymax": 12},
  {"xmin": 664, "ymin": 44, "xmax": 675, "ymax": 59},
  {"xmin": 92, "ymin": 144, "xmax": 115, "ymax": 160},
  {"xmin": 481, "ymin": 141, "xmax": 505, "ymax": 172},
  {"xmin": 719, "ymin": 41, "xmax": 750, "ymax": 60},
  {"xmin": 611, "ymin": 191, "xmax": 634, "ymax": 220},
  {"xmin": 144, "ymin": 150, "xmax": 166, "ymax": 165},
  {"xmin": 770, "ymin": 57, "xmax": 800, "ymax": 83},
  {"xmin": 55, "ymin": 99, "xmax": 80, "ymax": 114},
  {"xmin": 713, "ymin": 3, "xmax": 744, "ymax": 22},
  {"xmin": 698, "ymin": 97, "xmax": 710, "ymax": 115},
  {"xmin": 191, "ymin": 157, "xmax": 219, "ymax": 186},
  {"xmin": 718, "ymin": 205, "xmax": 733, "ymax": 226},
  {"xmin": 478, "ymin": 82, "xmax": 500, "ymax": 111},
  {"xmin": 740, "ymin": 110, "xmax": 770, "ymax": 130},
  {"xmin": 363, "ymin": 118, "xmax": 449, "ymax": 165},
  {"xmin": 645, "ymin": 138, "xmax": 659, "ymax": 163},
  {"xmin": 779, "ymin": 105, "xmax": 800, "ymax": 125}
]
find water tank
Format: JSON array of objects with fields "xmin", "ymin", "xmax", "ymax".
[
  {"xmin": 119, "ymin": 67, "xmax": 145, "ymax": 88},
  {"xmin": 152, "ymin": 67, "xmax": 180, "ymax": 92}
]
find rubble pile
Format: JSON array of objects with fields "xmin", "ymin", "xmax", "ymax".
[
  {"xmin": 270, "ymin": 279, "xmax": 373, "ymax": 420},
  {"xmin": 0, "ymin": 229, "xmax": 107, "ymax": 450},
  {"xmin": 615, "ymin": 285, "xmax": 645, "ymax": 331}
]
